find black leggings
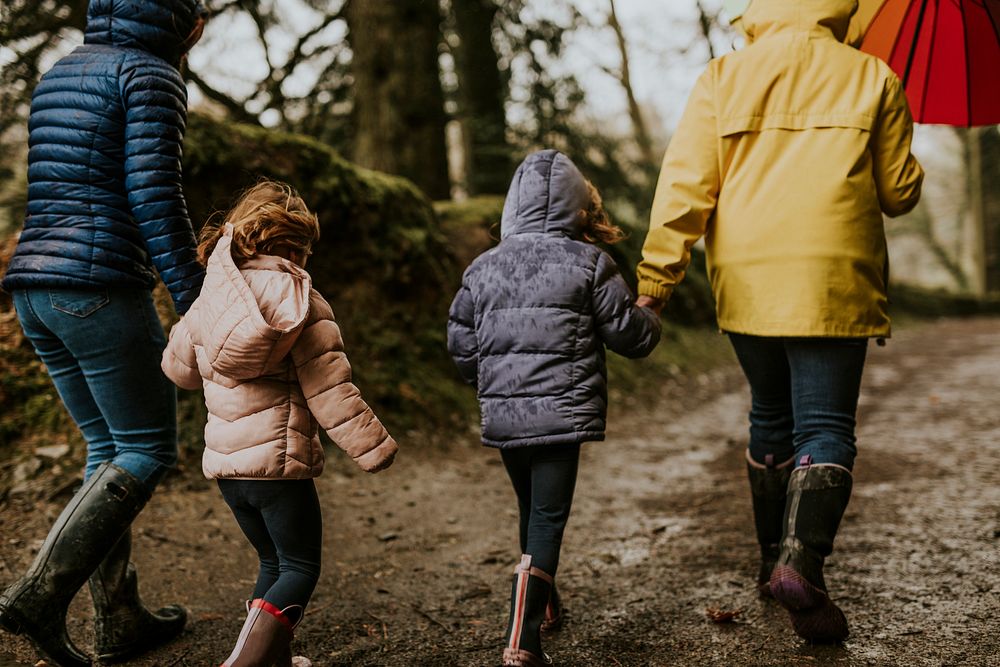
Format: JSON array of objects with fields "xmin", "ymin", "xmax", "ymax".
[
  {"xmin": 217, "ymin": 479, "xmax": 323, "ymax": 611},
  {"xmin": 500, "ymin": 444, "xmax": 581, "ymax": 577}
]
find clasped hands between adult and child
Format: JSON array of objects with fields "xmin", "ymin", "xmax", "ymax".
[{"xmin": 636, "ymin": 295, "xmax": 665, "ymax": 315}]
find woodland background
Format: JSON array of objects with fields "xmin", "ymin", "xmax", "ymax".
[{"xmin": 0, "ymin": 0, "xmax": 998, "ymax": 492}]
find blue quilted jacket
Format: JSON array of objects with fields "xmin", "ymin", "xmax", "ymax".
[
  {"xmin": 2, "ymin": 0, "xmax": 206, "ymax": 314},
  {"xmin": 447, "ymin": 150, "xmax": 662, "ymax": 449}
]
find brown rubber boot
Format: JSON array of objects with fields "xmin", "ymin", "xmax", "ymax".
[{"xmin": 222, "ymin": 599, "xmax": 311, "ymax": 667}]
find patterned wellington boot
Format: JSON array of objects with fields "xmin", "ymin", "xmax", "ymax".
[
  {"xmin": 501, "ymin": 555, "xmax": 553, "ymax": 667},
  {"xmin": 222, "ymin": 599, "xmax": 312, "ymax": 667},
  {"xmin": 89, "ymin": 529, "xmax": 187, "ymax": 662},
  {"xmin": 769, "ymin": 458, "xmax": 853, "ymax": 643},
  {"xmin": 0, "ymin": 462, "xmax": 149, "ymax": 667},
  {"xmin": 746, "ymin": 451, "xmax": 794, "ymax": 597}
]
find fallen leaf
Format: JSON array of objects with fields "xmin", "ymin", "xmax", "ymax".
[{"xmin": 705, "ymin": 606, "xmax": 743, "ymax": 623}]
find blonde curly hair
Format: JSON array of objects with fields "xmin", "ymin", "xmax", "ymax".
[{"xmin": 197, "ymin": 180, "xmax": 320, "ymax": 265}]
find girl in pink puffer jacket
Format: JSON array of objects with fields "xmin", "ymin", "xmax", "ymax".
[{"xmin": 161, "ymin": 180, "xmax": 397, "ymax": 665}]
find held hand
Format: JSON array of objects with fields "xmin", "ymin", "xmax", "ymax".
[{"xmin": 636, "ymin": 295, "xmax": 665, "ymax": 315}]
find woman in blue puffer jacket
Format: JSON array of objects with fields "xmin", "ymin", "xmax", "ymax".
[
  {"xmin": 0, "ymin": 1, "xmax": 206, "ymax": 664},
  {"xmin": 448, "ymin": 150, "xmax": 661, "ymax": 667}
]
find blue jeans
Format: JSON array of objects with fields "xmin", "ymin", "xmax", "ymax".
[
  {"xmin": 12, "ymin": 288, "xmax": 178, "ymax": 490},
  {"xmin": 728, "ymin": 334, "xmax": 868, "ymax": 471}
]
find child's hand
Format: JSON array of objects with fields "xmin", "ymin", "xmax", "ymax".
[
  {"xmin": 358, "ymin": 446, "xmax": 396, "ymax": 473},
  {"xmin": 636, "ymin": 295, "xmax": 665, "ymax": 315}
]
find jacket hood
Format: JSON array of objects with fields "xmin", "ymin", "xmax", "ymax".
[
  {"xmin": 84, "ymin": 0, "xmax": 207, "ymax": 65},
  {"xmin": 500, "ymin": 149, "xmax": 590, "ymax": 239},
  {"xmin": 742, "ymin": 0, "xmax": 859, "ymax": 44},
  {"xmin": 197, "ymin": 226, "xmax": 312, "ymax": 381}
]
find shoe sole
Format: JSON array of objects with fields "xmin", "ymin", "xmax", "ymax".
[{"xmin": 770, "ymin": 564, "xmax": 849, "ymax": 643}]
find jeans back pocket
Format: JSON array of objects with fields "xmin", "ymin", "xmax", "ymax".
[{"xmin": 49, "ymin": 288, "xmax": 110, "ymax": 318}]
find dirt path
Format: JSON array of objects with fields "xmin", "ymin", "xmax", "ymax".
[{"xmin": 1, "ymin": 317, "xmax": 999, "ymax": 667}]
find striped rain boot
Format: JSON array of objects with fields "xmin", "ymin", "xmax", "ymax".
[
  {"xmin": 541, "ymin": 584, "xmax": 563, "ymax": 633},
  {"xmin": 502, "ymin": 555, "xmax": 553, "ymax": 667}
]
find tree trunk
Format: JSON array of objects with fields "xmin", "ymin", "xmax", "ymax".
[
  {"xmin": 967, "ymin": 127, "xmax": 987, "ymax": 295},
  {"xmin": 452, "ymin": 0, "xmax": 511, "ymax": 195},
  {"xmin": 346, "ymin": 0, "xmax": 451, "ymax": 199},
  {"xmin": 981, "ymin": 127, "xmax": 1000, "ymax": 293}
]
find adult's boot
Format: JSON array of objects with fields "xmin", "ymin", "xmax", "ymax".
[
  {"xmin": 0, "ymin": 462, "xmax": 149, "ymax": 667},
  {"xmin": 769, "ymin": 458, "xmax": 853, "ymax": 643},
  {"xmin": 502, "ymin": 555, "xmax": 553, "ymax": 667},
  {"xmin": 222, "ymin": 599, "xmax": 312, "ymax": 667},
  {"xmin": 89, "ymin": 529, "xmax": 187, "ymax": 662},
  {"xmin": 746, "ymin": 451, "xmax": 794, "ymax": 597}
]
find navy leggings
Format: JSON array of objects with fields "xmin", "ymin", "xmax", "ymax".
[
  {"xmin": 500, "ymin": 444, "xmax": 581, "ymax": 577},
  {"xmin": 217, "ymin": 479, "xmax": 323, "ymax": 611}
]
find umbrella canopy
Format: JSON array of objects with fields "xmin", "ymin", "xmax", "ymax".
[{"xmin": 850, "ymin": 0, "xmax": 1000, "ymax": 126}]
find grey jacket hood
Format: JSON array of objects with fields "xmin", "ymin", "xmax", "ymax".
[{"xmin": 500, "ymin": 150, "xmax": 590, "ymax": 239}]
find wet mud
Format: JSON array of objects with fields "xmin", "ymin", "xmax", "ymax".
[{"xmin": 1, "ymin": 317, "xmax": 998, "ymax": 666}]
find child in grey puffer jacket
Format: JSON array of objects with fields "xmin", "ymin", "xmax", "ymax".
[{"xmin": 447, "ymin": 149, "xmax": 660, "ymax": 667}]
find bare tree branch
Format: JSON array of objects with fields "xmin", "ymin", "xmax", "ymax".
[
  {"xmin": 607, "ymin": 0, "xmax": 656, "ymax": 169},
  {"xmin": 695, "ymin": 0, "xmax": 718, "ymax": 60},
  {"xmin": 187, "ymin": 70, "xmax": 261, "ymax": 124}
]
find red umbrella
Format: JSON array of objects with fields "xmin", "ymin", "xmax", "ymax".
[{"xmin": 851, "ymin": 0, "xmax": 1000, "ymax": 126}]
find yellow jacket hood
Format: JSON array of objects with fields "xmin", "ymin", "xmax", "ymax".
[{"xmin": 742, "ymin": 0, "xmax": 859, "ymax": 43}]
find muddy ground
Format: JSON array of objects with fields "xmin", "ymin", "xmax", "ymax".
[{"xmin": 1, "ymin": 317, "xmax": 998, "ymax": 666}]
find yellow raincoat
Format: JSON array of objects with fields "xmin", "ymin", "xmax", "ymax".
[{"xmin": 638, "ymin": 0, "xmax": 924, "ymax": 337}]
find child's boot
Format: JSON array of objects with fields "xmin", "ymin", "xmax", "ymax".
[
  {"xmin": 89, "ymin": 529, "xmax": 187, "ymax": 661},
  {"xmin": 746, "ymin": 451, "xmax": 794, "ymax": 597},
  {"xmin": 769, "ymin": 458, "xmax": 853, "ymax": 643},
  {"xmin": 540, "ymin": 584, "xmax": 563, "ymax": 633},
  {"xmin": 222, "ymin": 600, "xmax": 312, "ymax": 667},
  {"xmin": 0, "ymin": 462, "xmax": 150, "ymax": 667},
  {"xmin": 502, "ymin": 555, "xmax": 553, "ymax": 667}
]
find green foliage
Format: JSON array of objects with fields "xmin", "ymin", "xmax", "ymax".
[
  {"xmin": 0, "ymin": 324, "xmax": 82, "ymax": 468},
  {"xmin": 890, "ymin": 284, "xmax": 1000, "ymax": 318}
]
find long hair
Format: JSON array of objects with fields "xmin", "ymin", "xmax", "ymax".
[
  {"xmin": 197, "ymin": 180, "xmax": 320, "ymax": 265},
  {"xmin": 577, "ymin": 180, "xmax": 626, "ymax": 245}
]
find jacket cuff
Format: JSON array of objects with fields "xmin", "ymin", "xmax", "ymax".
[{"xmin": 638, "ymin": 283, "xmax": 673, "ymax": 302}]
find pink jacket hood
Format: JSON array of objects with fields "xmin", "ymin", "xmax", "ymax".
[{"xmin": 199, "ymin": 225, "xmax": 312, "ymax": 381}]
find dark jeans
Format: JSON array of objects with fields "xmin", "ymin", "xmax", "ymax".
[
  {"xmin": 500, "ymin": 444, "xmax": 580, "ymax": 577},
  {"xmin": 729, "ymin": 334, "xmax": 868, "ymax": 471},
  {"xmin": 217, "ymin": 479, "xmax": 323, "ymax": 611},
  {"xmin": 12, "ymin": 288, "xmax": 177, "ymax": 490}
]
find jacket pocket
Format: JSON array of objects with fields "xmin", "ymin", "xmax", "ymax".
[
  {"xmin": 718, "ymin": 112, "xmax": 874, "ymax": 137},
  {"xmin": 49, "ymin": 289, "xmax": 110, "ymax": 318}
]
